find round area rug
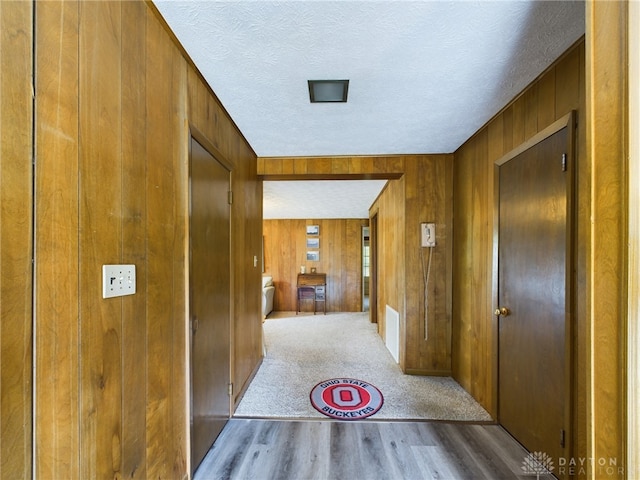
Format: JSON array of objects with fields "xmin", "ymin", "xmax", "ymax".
[{"xmin": 310, "ymin": 378, "xmax": 383, "ymax": 420}]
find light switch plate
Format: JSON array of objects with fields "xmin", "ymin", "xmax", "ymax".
[{"xmin": 102, "ymin": 264, "xmax": 136, "ymax": 299}]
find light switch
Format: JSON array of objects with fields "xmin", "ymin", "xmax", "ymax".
[{"xmin": 102, "ymin": 264, "xmax": 136, "ymax": 299}]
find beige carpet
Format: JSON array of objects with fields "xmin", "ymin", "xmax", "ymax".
[{"xmin": 234, "ymin": 312, "xmax": 492, "ymax": 421}]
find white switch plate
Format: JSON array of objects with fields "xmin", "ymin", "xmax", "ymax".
[{"xmin": 102, "ymin": 264, "xmax": 136, "ymax": 299}]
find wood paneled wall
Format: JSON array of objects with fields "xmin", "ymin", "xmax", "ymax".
[
  {"xmin": 263, "ymin": 219, "xmax": 367, "ymax": 312},
  {"xmin": 628, "ymin": 3, "xmax": 640, "ymax": 477},
  {"xmin": 370, "ymin": 156, "xmax": 453, "ymax": 374},
  {"xmin": 258, "ymin": 155, "xmax": 404, "ymax": 179},
  {"xmin": 31, "ymin": 1, "xmax": 262, "ymax": 479},
  {"xmin": 261, "ymin": 154, "xmax": 452, "ymax": 375},
  {"xmin": 0, "ymin": 2, "xmax": 33, "ymax": 479},
  {"xmin": 187, "ymin": 54, "xmax": 263, "ymax": 413},
  {"xmin": 453, "ymin": 38, "xmax": 625, "ymax": 468},
  {"xmin": 586, "ymin": 2, "xmax": 628, "ymax": 475},
  {"xmin": 370, "ymin": 178, "xmax": 405, "ymax": 360}
]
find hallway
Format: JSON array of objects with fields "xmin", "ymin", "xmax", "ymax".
[{"xmin": 193, "ymin": 312, "xmax": 542, "ymax": 479}]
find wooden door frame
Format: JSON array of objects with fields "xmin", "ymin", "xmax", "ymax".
[
  {"xmin": 370, "ymin": 213, "xmax": 378, "ymax": 324},
  {"xmin": 492, "ymin": 111, "xmax": 577, "ymax": 459},
  {"xmin": 628, "ymin": 1, "xmax": 640, "ymax": 474}
]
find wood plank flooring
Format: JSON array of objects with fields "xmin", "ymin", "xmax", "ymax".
[{"xmin": 194, "ymin": 419, "xmax": 555, "ymax": 479}]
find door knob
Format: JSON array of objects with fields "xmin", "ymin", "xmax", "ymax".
[{"xmin": 494, "ymin": 307, "xmax": 510, "ymax": 316}]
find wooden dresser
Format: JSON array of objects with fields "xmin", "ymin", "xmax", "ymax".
[{"xmin": 296, "ymin": 273, "xmax": 326, "ymax": 314}]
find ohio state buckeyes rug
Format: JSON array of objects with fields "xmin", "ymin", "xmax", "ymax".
[{"xmin": 310, "ymin": 378, "xmax": 384, "ymax": 420}]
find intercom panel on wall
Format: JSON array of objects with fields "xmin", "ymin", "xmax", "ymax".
[{"xmin": 421, "ymin": 223, "xmax": 436, "ymax": 247}]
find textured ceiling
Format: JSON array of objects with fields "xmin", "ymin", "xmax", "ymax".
[
  {"xmin": 263, "ymin": 180, "xmax": 388, "ymax": 219},
  {"xmin": 153, "ymin": 0, "xmax": 584, "ymax": 217}
]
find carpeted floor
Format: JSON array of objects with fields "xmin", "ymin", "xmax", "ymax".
[{"xmin": 234, "ymin": 312, "xmax": 492, "ymax": 421}]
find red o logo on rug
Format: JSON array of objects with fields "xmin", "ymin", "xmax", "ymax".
[{"xmin": 310, "ymin": 378, "xmax": 383, "ymax": 420}]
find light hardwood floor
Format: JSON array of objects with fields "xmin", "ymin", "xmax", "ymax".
[{"xmin": 194, "ymin": 419, "xmax": 555, "ymax": 479}]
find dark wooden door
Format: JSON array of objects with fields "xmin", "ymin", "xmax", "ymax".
[
  {"xmin": 190, "ymin": 137, "xmax": 231, "ymax": 475},
  {"xmin": 498, "ymin": 127, "xmax": 570, "ymax": 466}
]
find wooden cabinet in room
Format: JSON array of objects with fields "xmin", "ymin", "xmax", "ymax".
[{"xmin": 296, "ymin": 273, "xmax": 326, "ymax": 314}]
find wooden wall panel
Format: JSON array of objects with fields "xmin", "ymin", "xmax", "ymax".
[
  {"xmin": 586, "ymin": 2, "xmax": 627, "ymax": 474},
  {"xmin": 34, "ymin": 2, "xmax": 79, "ymax": 478},
  {"xmin": 259, "ymin": 155, "xmax": 405, "ymax": 179},
  {"xmin": 628, "ymin": 3, "xmax": 639, "ymax": 476},
  {"xmin": 0, "ymin": 2, "xmax": 33, "ymax": 479},
  {"xmin": 121, "ymin": 1, "xmax": 148, "ymax": 476},
  {"xmin": 145, "ymin": 9, "xmax": 184, "ymax": 479},
  {"xmin": 371, "ymin": 178, "xmax": 406, "ymax": 366},
  {"xmin": 452, "ymin": 39, "xmax": 588, "ymax": 457},
  {"xmin": 369, "ymin": 155, "xmax": 452, "ymax": 375},
  {"xmin": 263, "ymin": 219, "xmax": 367, "ymax": 312},
  {"xmin": 402, "ymin": 155, "xmax": 453, "ymax": 375},
  {"xmin": 32, "ymin": 1, "xmax": 261, "ymax": 478},
  {"xmin": 78, "ymin": 3, "xmax": 124, "ymax": 477}
]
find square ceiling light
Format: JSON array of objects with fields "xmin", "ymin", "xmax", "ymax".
[{"xmin": 308, "ymin": 80, "xmax": 349, "ymax": 103}]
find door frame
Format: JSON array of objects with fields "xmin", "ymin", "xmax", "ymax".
[
  {"xmin": 492, "ymin": 110, "xmax": 577, "ymax": 458},
  {"xmin": 370, "ymin": 213, "xmax": 378, "ymax": 324}
]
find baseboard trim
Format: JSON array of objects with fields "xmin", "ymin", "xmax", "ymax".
[{"xmin": 404, "ymin": 368, "xmax": 451, "ymax": 377}]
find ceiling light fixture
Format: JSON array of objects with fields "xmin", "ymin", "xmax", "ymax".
[{"xmin": 308, "ymin": 80, "xmax": 349, "ymax": 103}]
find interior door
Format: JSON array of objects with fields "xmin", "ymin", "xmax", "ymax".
[
  {"xmin": 497, "ymin": 127, "xmax": 571, "ymax": 466},
  {"xmin": 190, "ymin": 137, "xmax": 231, "ymax": 475}
]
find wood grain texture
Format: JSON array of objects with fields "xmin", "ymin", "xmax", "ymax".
[
  {"xmin": 186, "ymin": 59, "xmax": 263, "ymax": 415},
  {"xmin": 402, "ymin": 155, "xmax": 453, "ymax": 375},
  {"xmin": 370, "ymin": 177, "xmax": 406, "ymax": 367},
  {"xmin": 78, "ymin": 3, "xmax": 124, "ymax": 478},
  {"xmin": 262, "ymin": 153, "xmax": 451, "ymax": 375},
  {"xmin": 146, "ymin": 9, "xmax": 178, "ymax": 479},
  {"xmin": 32, "ymin": 1, "xmax": 261, "ymax": 478},
  {"xmin": 263, "ymin": 219, "xmax": 367, "ymax": 313},
  {"xmin": 259, "ymin": 155, "xmax": 405, "ymax": 179},
  {"xmin": 0, "ymin": 2, "xmax": 33, "ymax": 479},
  {"xmin": 34, "ymin": 1, "xmax": 80, "ymax": 478},
  {"xmin": 498, "ymin": 128, "xmax": 570, "ymax": 467},
  {"xmin": 121, "ymin": 1, "xmax": 148, "ymax": 477},
  {"xmin": 16, "ymin": 2, "xmax": 629, "ymax": 477},
  {"xmin": 195, "ymin": 419, "xmax": 543, "ymax": 480},
  {"xmin": 370, "ymin": 155, "xmax": 453, "ymax": 375},
  {"xmin": 586, "ymin": 2, "xmax": 627, "ymax": 476},
  {"xmin": 628, "ymin": 3, "xmax": 639, "ymax": 477},
  {"xmin": 452, "ymin": 40, "xmax": 586, "ymax": 453}
]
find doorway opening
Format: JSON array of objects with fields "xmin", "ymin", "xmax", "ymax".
[{"xmin": 362, "ymin": 226, "xmax": 370, "ymax": 312}]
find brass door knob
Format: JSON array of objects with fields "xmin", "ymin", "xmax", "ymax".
[{"xmin": 494, "ymin": 307, "xmax": 510, "ymax": 316}]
